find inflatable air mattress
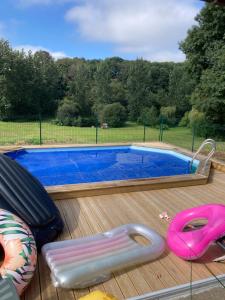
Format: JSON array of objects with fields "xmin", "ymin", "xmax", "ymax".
[
  {"xmin": 42, "ymin": 224, "xmax": 165, "ymax": 289},
  {"xmin": 0, "ymin": 154, "xmax": 63, "ymax": 249}
]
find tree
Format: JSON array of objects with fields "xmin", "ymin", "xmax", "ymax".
[
  {"xmin": 0, "ymin": 39, "xmax": 16, "ymax": 119},
  {"xmin": 56, "ymin": 97, "xmax": 81, "ymax": 126},
  {"xmin": 109, "ymin": 79, "xmax": 127, "ymax": 106},
  {"xmin": 168, "ymin": 63, "xmax": 195, "ymax": 119},
  {"xmin": 188, "ymin": 108, "xmax": 209, "ymax": 137},
  {"xmin": 0, "ymin": 40, "xmax": 38, "ymax": 119},
  {"xmin": 32, "ymin": 50, "xmax": 61, "ymax": 116},
  {"xmin": 160, "ymin": 106, "xmax": 177, "ymax": 126},
  {"xmin": 180, "ymin": 4, "xmax": 225, "ymax": 79},
  {"xmin": 148, "ymin": 63, "xmax": 173, "ymax": 93},
  {"xmin": 0, "ymin": 38, "xmax": 194, "ymax": 125},
  {"xmin": 180, "ymin": 4, "xmax": 225, "ymax": 136},
  {"xmin": 127, "ymin": 59, "xmax": 150, "ymax": 121},
  {"xmin": 138, "ymin": 106, "xmax": 159, "ymax": 126},
  {"xmin": 67, "ymin": 62, "xmax": 93, "ymax": 117},
  {"xmin": 191, "ymin": 45, "xmax": 225, "ymax": 135},
  {"xmin": 94, "ymin": 57, "xmax": 127, "ymax": 106},
  {"xmin": 102, "ymin": 103, "xmax": 127, "ymax": 127}
]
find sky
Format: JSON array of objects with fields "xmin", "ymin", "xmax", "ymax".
[{"xmin": 0, "ymin": 0, "xmax": 204, "ymax": 62}]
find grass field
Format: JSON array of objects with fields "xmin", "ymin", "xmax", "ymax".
[{"xmin": 0, "ymin": 120, "xmax": 224, "ymax": 155}]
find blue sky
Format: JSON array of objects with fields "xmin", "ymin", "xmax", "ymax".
[{"xmin": 0, "ymin": 0, "xmax": 204, "ymax": 61}]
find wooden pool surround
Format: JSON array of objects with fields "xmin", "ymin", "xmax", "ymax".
[
  {"xmin": 22, "ymin": 167, "xmax": 225, "ymax": 300},
  {"xmin": 1, "ymin": 142, "xmax": 215, "ymax": 200},
  {"xmin": 2, "ymin": 142, "xmax": 225, "ymax": 299}
]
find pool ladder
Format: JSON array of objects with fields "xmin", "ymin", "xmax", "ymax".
[{"xmin": 190, "ymin": 139, "xmax": 216, "ymax": 173}]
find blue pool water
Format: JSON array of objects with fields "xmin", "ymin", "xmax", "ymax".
[{"xmin": 5, "ymin": 146, "xmax": 198, "ymax": 186}]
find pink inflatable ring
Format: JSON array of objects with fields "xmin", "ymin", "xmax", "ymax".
[
  {"xmin": 167, "ymin": 204, "xmax": 225, "ymax": 260},
  {"xmin": 0, "ymin": 209, "xmax": 37, "ymax": 295}
]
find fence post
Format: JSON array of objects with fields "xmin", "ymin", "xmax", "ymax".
[
  {"xmin": 39, "ymin": 113, "xmax": 42, "ymax": 145},
  {"xmin": 95, "ymin": 125, "xmax": 98, "ymax": 144},
  {"xmin": 143, "ymin": 125, "xmax": 146, "ymax": 142},
  {"xmin": 161, "ymin": 118, "xmax": 164, "ymax": 142},
  {"xmin": 158, "ymin": 118, "xmax": 162, "ymax": 141},
  {"xmin": 158, "ymin": 117, "xmax": 164, "ymax": 142},
  {"xmin": 191, "ymin": 125, "xmax": 195, "ymax": 152}
]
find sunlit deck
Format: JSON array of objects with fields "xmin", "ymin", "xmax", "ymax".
[{"xmin": 22, "ymin": 168, "xmax": 225, "ymax": 300}]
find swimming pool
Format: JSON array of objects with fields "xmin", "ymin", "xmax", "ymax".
[{"xmin": 6, "ymin": 146, "xmax": 198, "ymax": 187}]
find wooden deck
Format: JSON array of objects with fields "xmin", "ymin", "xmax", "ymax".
[{"xmin": 22, "ymin": 169, "xmax": 225, "ymax": 300}]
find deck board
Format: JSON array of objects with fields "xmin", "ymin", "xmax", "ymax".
[{"xmin": 23, "ymin": 169, "xmax": 225, "ymax": 300}]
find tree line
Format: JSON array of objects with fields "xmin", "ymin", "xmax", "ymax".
[
  {"xmin": 181, "ymin": 3, "xmax": 225, "ymax": 137},
  {"xmin": 0, "ymin": 40, "xmax": 194, "ymax": 127},
  {"xmin": 0, "ymin": 3, "xmax": 224, "ymax": 137}
]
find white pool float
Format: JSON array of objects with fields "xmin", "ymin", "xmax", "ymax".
[{"xmin": 42, "ymin": 224, "xmax": 165, "ymax": 289}]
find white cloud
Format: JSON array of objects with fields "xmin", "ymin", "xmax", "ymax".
[
  {"xmin": 147, "ymin": 51, "xmax": 185, "ymax": 63},
  {"xmin": 15, "ymin": 45, "xmax": 67, "ymax": 60},
  {"xmin": 66, "ymin": 0, "xmax": 199, "ymax": 62}
]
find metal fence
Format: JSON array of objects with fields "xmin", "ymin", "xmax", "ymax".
[
  {"xmin": 0, "ymin": 120, "xmax": 152, "ymax": 145},
  {"xmin": 0, "ymin": 116, "xmax": 225, "ymax": 159}
]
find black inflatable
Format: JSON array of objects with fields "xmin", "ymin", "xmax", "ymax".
[{"xmin": 0, "ymin": 153, "xmax": 63, "ymax": 249}]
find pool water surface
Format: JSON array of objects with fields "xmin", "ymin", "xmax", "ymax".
[{"xmin": 5, "ymin": 146, "xmax": 198, "ymax": 186}]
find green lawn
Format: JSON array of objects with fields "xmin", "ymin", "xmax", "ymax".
[
  {"xmin": 0, "ymin": 121, "xmax": 157, "ymax": 145},
  {"xmin": 0, "ymin": 120, "xmax": 224, "ymax": 155}
]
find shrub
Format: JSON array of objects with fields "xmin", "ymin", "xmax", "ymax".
[
  {"xmin": 102, "ymin": 103, "xmax": 127, "ymax": 127},
  {"xmin": 155, "ymin": 124, "xmax": 169, "ymax": 130},
  {"xmin": 160, "ymin": 106, "xmax": 177, "ymax": 126},
  {"xmin": 188, "ymin": 109, "xmax": 209, "ymax": 137},
  {"xmin": 56, "ymin": 97, "xmax": 96, "ymax": 127},
  {"xmin": 79, "ymin": 116, "xmax": 97, "ymax": 127},
  {"xmin": 56, "ymin": 97, "xmax": 80, "ymax": 126},
  {"xmin": 179, "ymin": 111, "xmax": 190, "ymax": 127},
  {"xmin": 138, "ymin": 106, "xmax": 159, "ymax": 126}
]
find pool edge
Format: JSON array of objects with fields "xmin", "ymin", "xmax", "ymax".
[
  {"xmin": 46, "ymin": 173, "xmax": 209, "ymax": 200},
  {"xmin": 1, "ymin": 142, "xmax": 212, "ymax": 200}
]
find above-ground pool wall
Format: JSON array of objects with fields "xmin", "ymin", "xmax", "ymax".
[{"xmin": 0, "ymin": 142, "xmax": 215, "ymax": 200}]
